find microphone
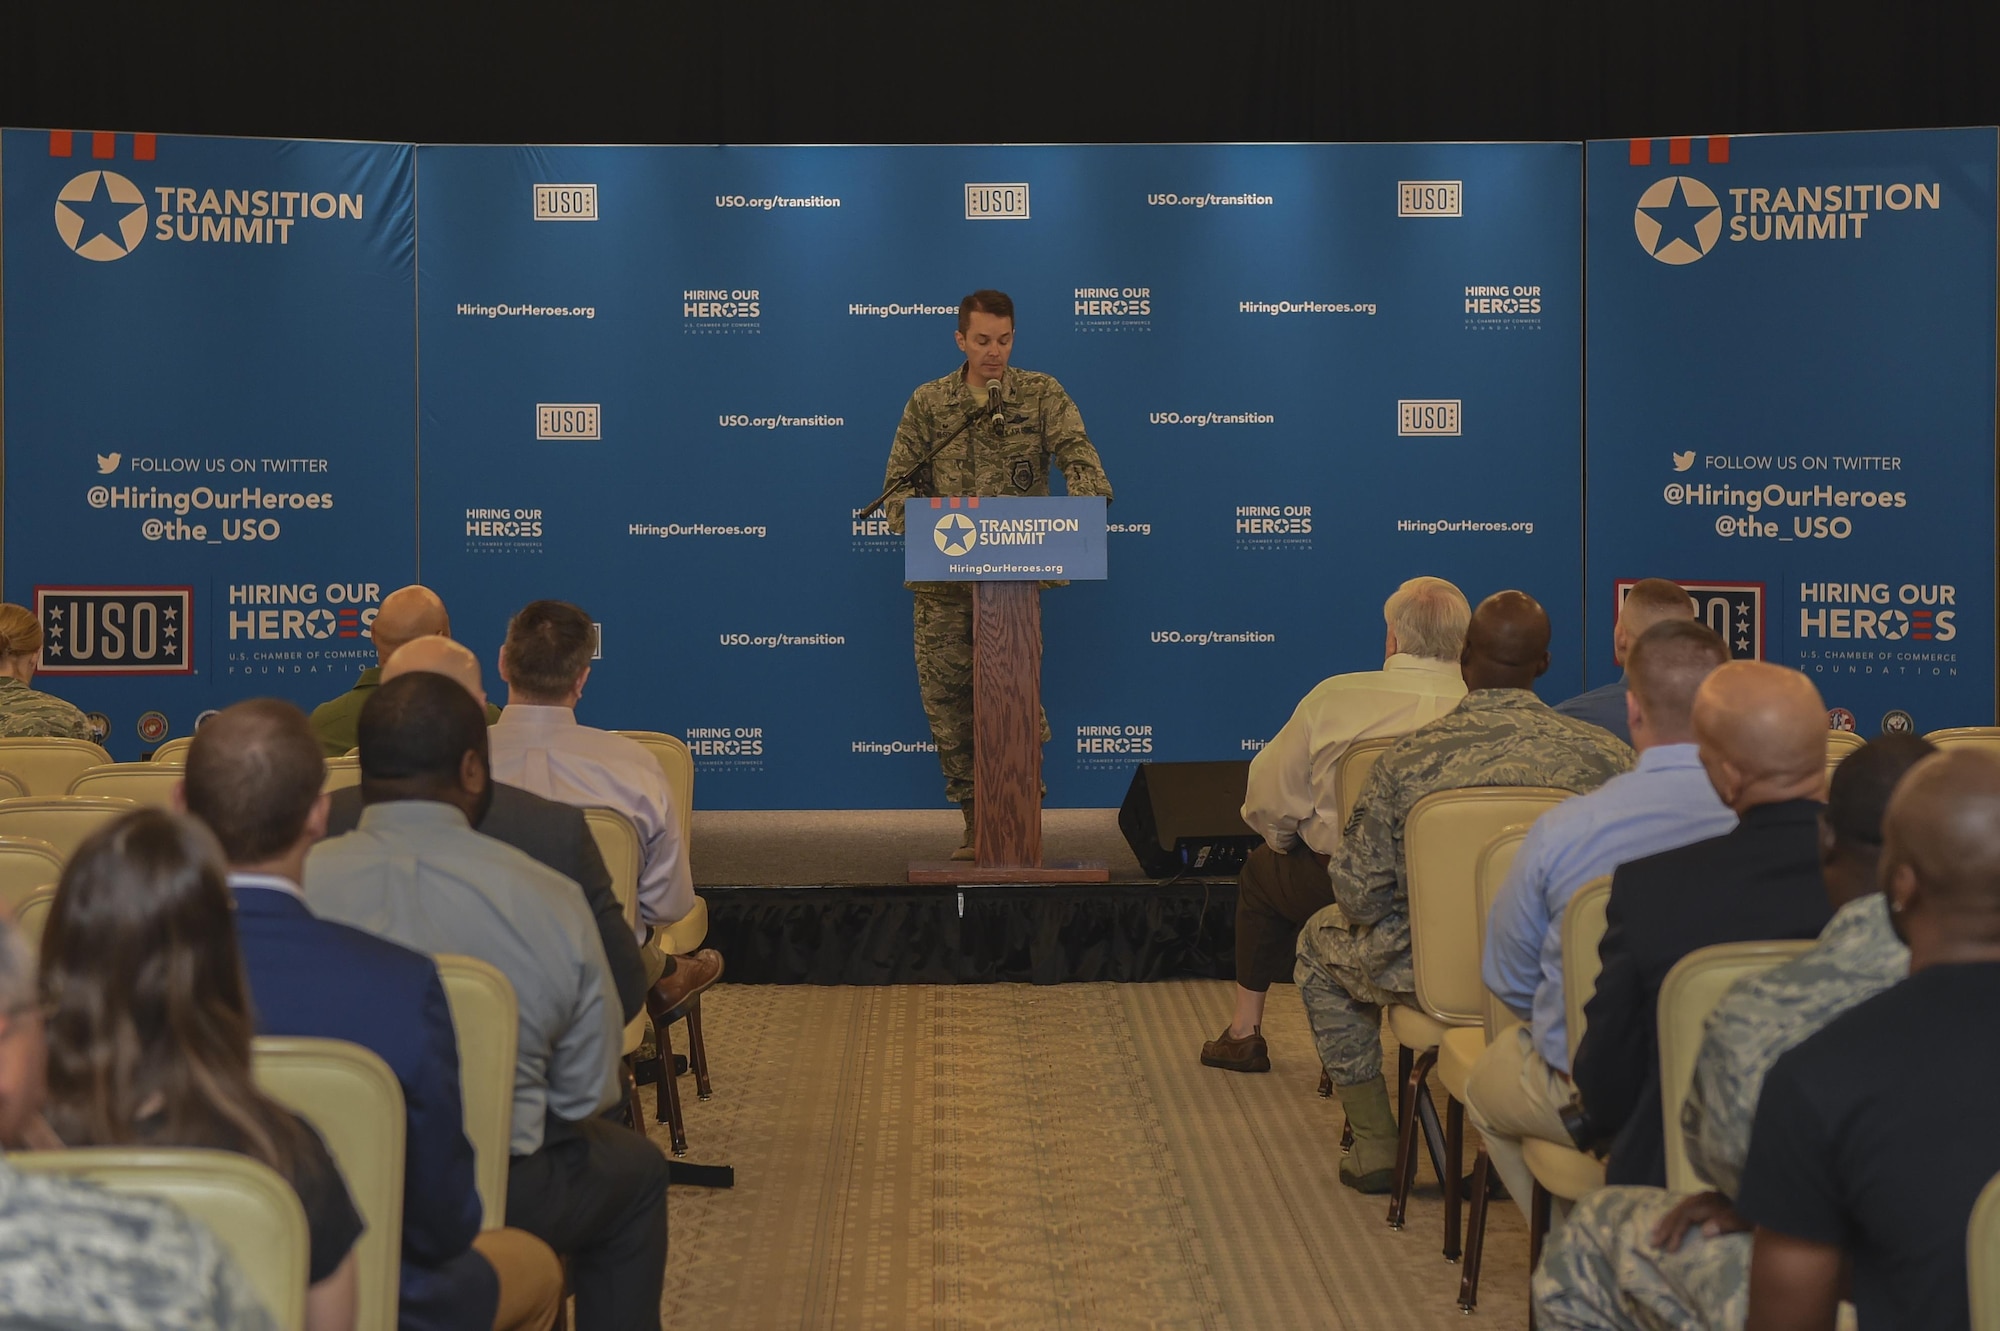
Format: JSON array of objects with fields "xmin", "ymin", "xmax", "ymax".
[{"xmin": 986, "ymin": 382, "xmax": 1002, "ymax": 424}]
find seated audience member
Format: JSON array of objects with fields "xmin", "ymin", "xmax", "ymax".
[
  {"xmin": 1573, "ymin": 661, "xmax": 1834, "ymax": 1189},
  {"xmin": 325, "ymin": 637, "xmax": 652, "ymax": 1021},
  {"xmin": 1469, "ymin": 619, "xmax": 1737, "ymax": 1217},
  {"xmin": 1204, "ymin": 576, "xmax": 1471, "ymax": 1073},
  {"xmin": 0, "ymin": 908, "xmax": 276, "ymax": 1330},
  {"xmin": 40, "ymin": 809, "xmax": 364, "ymax": 1331},
  {"xmin": 1554, "ymin": 578, "xmax": 1697, "ymax": 745},
  {"xmin": 1296, "ymin": 590, "xmax": 1632, "ymax": 1192},
  {"xmin": 489, "ymin": 599, "xmax": 717, "ymax": 1002},
  {"xmin": 309, "ymin": 585, "xmax": 501, "ymax": 758},
  {"xmin": 181, "ymin": 698, "xmax": 563, "ymax": 1331},
  {"xmin": 306, "ymin": 672, "xmax": 666, "ymax": 1331},
  {"xmin": 1732, "ymin": 747, "xmax": 2000, "ymax": 1330},
  {"xmin": 0, "ymin": 602, "xmax": 94, "ymax": 740},
  {"xmin": 1534, "ymin": 734, "xmax": 1931, "ymax": 1331}
]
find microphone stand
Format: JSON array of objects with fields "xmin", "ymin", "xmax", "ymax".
[{"xmin": 855, "ymin": 394, "xmax": 994, "ymax": 521}]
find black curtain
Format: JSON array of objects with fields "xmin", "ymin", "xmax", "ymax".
[{"xmin": 5, "ymin": 2, "xmax": 1996, "ymax": 147}]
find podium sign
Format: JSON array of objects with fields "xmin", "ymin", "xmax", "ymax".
[
  {"xmin": 904, "ymin": 495, "xmax": 1110, "ymax": 884},
  {"xmin": 903, "ymin": 496, "xmax": 1107, "ymax": 583}
]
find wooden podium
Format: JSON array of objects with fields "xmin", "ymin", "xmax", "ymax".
[{"xmin": 905, "ymin": 497, "xmax": 1110, "ymax": 885}]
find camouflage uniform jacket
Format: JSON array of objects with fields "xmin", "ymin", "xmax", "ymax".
[
  {"xmin": 0, "ymin": 1157, "xmax": 276, "ymax": 1329},
  {"xmin": 0, "ymin": 674, "xmax": 93, "ymax": 740},
  {"xmin": 1318, "ymin": 689, "xmax": 1633, "ymax": 994},
  {"xmin": 881, "ymin": 364, "xmax": 1113, "ymax": 591},
  {"xmin": 1681, "ymin": 891, "xmax": 1907, "ymax": 1197}
]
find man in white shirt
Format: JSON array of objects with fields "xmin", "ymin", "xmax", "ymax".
[
  {"xmin": 488, "ymin": 599, "xmax": 720, "ymax": 1010},
  {"xmin": 1203, "ymin": 576, "xmax": 1471, "ymax": 1073}
]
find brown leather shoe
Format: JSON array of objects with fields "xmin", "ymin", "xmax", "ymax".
[
  {"xmin": 1199, "ymin": 1025, "xmax": 1271, "ymax": 1073},
  {"xmin": 651, "ymin": 948, "xmax": 723, "ymax": 1016}
]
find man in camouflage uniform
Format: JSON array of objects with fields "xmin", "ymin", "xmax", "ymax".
[
  {"xmin": 0, "ymin": 909, "xmax": 275, "ymax": 1329},
  {"xmin": 1298, "ymin": 590, "xmax": 1632, "ymax": 1191},
  {"xmin": 1533, "ymin": 734, "xmax": 1928, "ymax": 1331},
  {"xmin": 881, "ymin": 290, "xmax": 1113, "ymax": 858}
]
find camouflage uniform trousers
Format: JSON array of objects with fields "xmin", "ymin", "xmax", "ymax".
[
  {"xmin": 1294, "ymin": 901, "xmax": 1419, "ymax": 1085},
  {"xmin": 1534, "ymin": 1185, "xmax": 1749, "ymax": 1331},
  {"xmin": 913, "ymin": 586, "xmax": 1049, "ymax": 805}
]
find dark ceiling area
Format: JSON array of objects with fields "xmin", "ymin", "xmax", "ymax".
[{"xmin": 5, "ymin": 2, "xmax": 1997, "ymax": 147}]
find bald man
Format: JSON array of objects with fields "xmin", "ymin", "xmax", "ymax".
[
  {"xmin": 1555, "ymin": 578, "xmax": 1698, "ymax": 745},
  {"xmin": 1572, "ymin": 661, "xmax": 1836, "ymax": 1190},
  {"xmin": 1731, "ymin": 750, "xmax": 2000, "ymax": 1331},
  {"xmin": 308, "ymin": 586, "xmax": 501, "ymax": 757},
  {"xmin": 1295, "ymin": 591, "xmax": 1633, "ymax": 1193}
]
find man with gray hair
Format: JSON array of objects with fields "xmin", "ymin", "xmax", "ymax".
[
  {"xmin": 1204, "ymin": 576, "xmax": 1472, "ymax": 1073},
  {"xmin": 1556, "ymin": 578, "xmax": 1699, "ymax": 745},
  {"xmin": 0, "ymin": 911, "xmax": 277, "ymax": 1328}
]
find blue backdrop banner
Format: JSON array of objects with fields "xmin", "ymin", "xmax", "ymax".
[
  {"xmin": 1585, "ymin": 129, "xmax": 1998, "ymax": 736},
  {"xmin": 414, "ymin": 144, "xmax": 1583, "ymax": 808},
  {"xmin": 1, "ymin": 130, "xmax": 416, "ymax": 757}
]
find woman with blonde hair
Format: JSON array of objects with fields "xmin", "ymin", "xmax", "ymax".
[
  {"xmin": 0, "ymin": 602, "xmax": 93, "ymax": 739},
  {"xmin": 39, "ymin": 808, "xmax": 363, "ymax": 1331}
]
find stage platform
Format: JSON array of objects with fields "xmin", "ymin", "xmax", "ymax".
[{"xmin": 688, "ymin": 808, "xmax": 1239, "ymax": 985}]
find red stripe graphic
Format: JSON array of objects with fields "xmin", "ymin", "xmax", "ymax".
[
  {"xmin": 49, "ymin": 130, "xmax": 72, "ymax": 157},
  {"xmin": 1707, "ymin": 135, "xmax": 1729, "ymax": 163},
  {"xmin": 1668, "ymin": 137, "xmax": 1691, "ymax": 165},
  {"xmin": 91, "ymin": 132, "xmax": 115, "ymax": 160},
  {"xmin": 1628, "ymin": 139, "xmax": 1651, "ymax": 166},
  {"xmin": 968, "ymin": 497, "xmax": 980, "ymax": 508},
  {"xmin": 930, "ymin": 498, "xmax": 943, "ymax": 509},
  {"xmin": 133, "ymin": 133, "xmax": 156, "ymax": 161}
]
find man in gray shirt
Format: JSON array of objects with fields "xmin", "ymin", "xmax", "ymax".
[{"xmin": 307, "ymin": 671, "xmax": 668, "ymax": 1331}]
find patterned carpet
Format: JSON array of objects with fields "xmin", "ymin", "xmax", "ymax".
[{"xmin": 642, "ymin": 980, "xmax": 1531, "ymax": 1329}]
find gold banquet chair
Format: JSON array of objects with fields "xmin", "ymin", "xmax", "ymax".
[
  {"xmin": 11, "ymin": 1147, "xmax": 310, "ymax": 1331},
  {"xmin": 0, "ymin": 737, "xmax": 113, "ymax": 795},
  {"xmin": 12, "ymin": 885, "xmax": 56, "ymax": 948},
  {"xmin": 1434, "ymin": 824, "xmax": 1531, "ymax": 1285},
  {"xmin": 1925, "ymin": 727, "xmax": 2000, "ymax": 760},
  {"xmin": 0, "ymin": 836, "xmax": 65, "ymax": 912},
  {"xmin": 68, "ymin": 761, "xmax": 185, "ymax": 808},
  {"xmin": 1970, "ymin": 1170, "xmax": 2000, "ymax": 1331},
  {"xmin": 1658, "ymin": 940, "xmax": 1813, "ymax": 1195},
  {"xmin": 151, "ymin": 735, "xmax": 196, "ymax": 763},
  {"xmin": 1388, "ymin": 786, "xmax": 1573, "ymax": 1231},
  {"xmin": 0, "ymin": 772, "xmax": 27, "ymax": 801},
  {"xmin": 254, "ymin": 1037, "xmax": 406, "ymax": 1331},
  {"xmin": 323, "ymin": 755, "xmax": 363, "ymax": 793},
  {"xmin": 436, "ymin": 954, "xmax": 520, "ymax": 1228},
  {"xmin": 0, "ymin": 795, "xmax": 140, "ymax": 859},
  {"xmin": 1825, "ymin": 729, "xmax": 1866, "ymax": 763}
]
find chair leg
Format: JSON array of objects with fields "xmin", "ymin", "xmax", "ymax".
[
  {"xmin": 1442, "ymin": 1095, "xmax": 1464, "ymax": 1262},
  {"xmin": 1386, "ymin": 1046, "xmax": 1437, "ymax": 1229},
  {"xmin": 623, "ymin": 1057, "xmax": 645, "ymax": 1133},
  {"xmin": 657, "ymin": 1033, "xmax": 689, "ymax": 1156},
  {"xmin": 1457, "ymin": 1147, "xmax": 1493, "ymax": 1312},
  {"xmin": 1528, "ymin": 1180, "xmax": 1552, "ymax": 1331},
  {"xmin": 686, "ymin": 998, "xmax": 712, "ymax": 1100}
]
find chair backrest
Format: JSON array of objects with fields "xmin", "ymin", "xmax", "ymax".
[
  {"xmin": 1971, "ymin": 1170, "xmax": 2000, "ymax": 1331},
  {"xmin": 0, "ymin": 737, "xmax": 113, "ymax": 795},
  {"xmin": 151, "ymin": 735, "xmax": 196, "ymax": 764},
  {"xmin": 583, "ymin": 806, "xmax": 643, "ymax": 931},
  {"xmin": 0, "ymin": 771, "xmax": 26, "ymax": 801},
  {"xmin": 1825, "ymin": 729, "xmax": 1866, "ymax": 761},
  {"xmin": 252, "ymin": 1037, "xmax": 406, "ymax": 1331},
  {"xmin": 0, "ymin": 835, "xmax": 65, "ymax": 912},
  {"xmin": 67, "ymin": 761, "xmax": 184, "ymax": 808},
  {"xmin": 611, "ymin": 730, "xmax": 694, "ymax": 841},
  {"xmin": 12, "ymin": 884, "xmax": 55, "ymax": 947},
  {"xmin": 1472, "ymin": 826, "xmax": 1532, "ymax": 1039},
  {"xmin": 434, "ymin": 953, "xmax": 518, "ymax": 1229},
  {"xmin": 0, "ymin": 796, "xmax": 140, "ymax": 859},
  {"xmin": 1331, "ymin": 736, "xmax": 1398, "ymax": 832},
  {"xmin": 1561, "ymin": 876, "xmax": 1614, "ymax": 1067},
  {"xmin": 1926, "ymin": 727, "xmax": 2000, "ymax": 760},
  {"xmin": 323, "ymin": 755, "xmax": 362, "ymax": 793},
  {"xmin": 11, "ymin": 1146, "xmax": 309, "ymax": 1331},
  {"xmin": 1658, "ymin": 940, "xmax": 1815, "ymax": 1193},
  {"xmin": 1405, "ymin": 787, "xmax": 1574, "ymax": 1026}
]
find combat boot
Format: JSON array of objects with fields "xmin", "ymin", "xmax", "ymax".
[
  {"xmin": 952, "ymin": 800, "xmax": 976, "ymax": 861},
  {"xmin": 1333, "ymin": 1075, "xmax": 1400, "ymax": 1193}
]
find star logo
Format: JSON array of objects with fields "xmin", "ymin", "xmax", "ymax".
[
  {"xmin": 933, "ymin": 512, "xmax": 978, "ymax": 557},
  {"xmin": 54, "ymin": 170, "xmax": 148, "ymax": 262},
  {"xmin": 1634, "ymin": 176, "xmax": 1722, "ymax": 265}
]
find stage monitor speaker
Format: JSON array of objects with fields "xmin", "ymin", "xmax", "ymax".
[{"xmin": 1119, "ymin": 760, "xmax": 1262, "ymax": 879}]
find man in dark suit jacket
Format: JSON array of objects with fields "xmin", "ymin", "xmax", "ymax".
[
  {"xmin": 1573, "ymin": 660, "xmax": 1836, "ymax": 1188},
  {"xmin": 182, "ymin": 700, "xmax": 564, "ymax": 1331}
]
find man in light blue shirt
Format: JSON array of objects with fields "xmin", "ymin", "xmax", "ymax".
[
  {"xmin": 1468, "ymin": 618, "xmax": 1739, "ymax": 1218},
  {"xmin": 1554, "ymin": 578, "xmax": 1700, "ymax": 745}
]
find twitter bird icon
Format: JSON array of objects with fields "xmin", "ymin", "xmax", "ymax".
[
  {"xmin": 95, "ymin": 452, "xmax": 122, "ymax": 475},
  {"xmin": 1671, "ymin": 450, "xmax": 1695, "ymax": 472}
]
